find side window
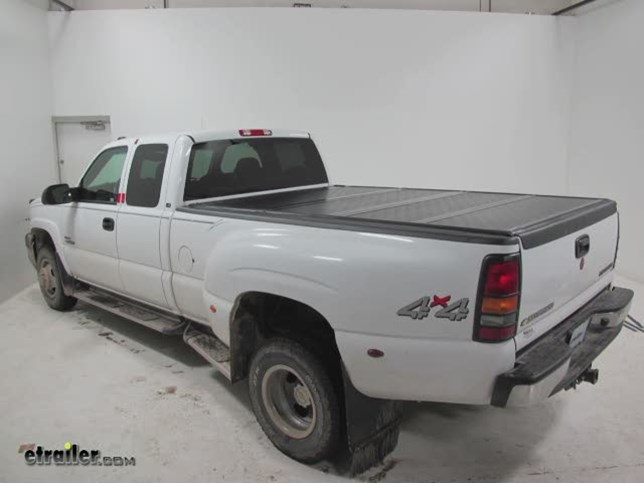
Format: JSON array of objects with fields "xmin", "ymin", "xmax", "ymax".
[
  {"xmin": 126, "ymin": 144, "xmax": 168, "ymax": 208},
  {"xmin": 220, "ymin": 143, "xmax": 261, "ymax": 174},
  {"xmin": 79, "ymin": 147, "xmax": 128, "ymax": 203}
]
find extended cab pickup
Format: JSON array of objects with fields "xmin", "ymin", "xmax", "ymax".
[{"xmin": 26, "ymin": 129, "xmax": 633, "ymax": 471}]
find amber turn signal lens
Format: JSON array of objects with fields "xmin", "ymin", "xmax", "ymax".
[{"xmin": 481, "ymin": 295, "xmax": 518, "ymax": 315}]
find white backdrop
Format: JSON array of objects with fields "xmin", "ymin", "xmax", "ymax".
[
  {"xmin": 568, "ymin": 0, "xmax": 644, "ymax": 283},
  {"xmin": 48, "ymin": 8, "xmax": 575, "ymax": 194},
  {"xmin": 0, "ymin": 3, "xmax": 636, "ymax": 304},
  {"xmin": 0, "ymin": 0, "xmax": 57, "ymax": 302}
]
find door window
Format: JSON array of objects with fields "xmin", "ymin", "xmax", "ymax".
[
  {"xmin": 78, "ymin": 146, "xmax": 128, "ymax": 203},
  {"xmin": 126, "ymin": 144, "xmax": 169, "ymax": 208}
]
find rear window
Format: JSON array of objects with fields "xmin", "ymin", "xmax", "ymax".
[{"xmin": 184, "ymin": 137, "xmax": 328, "ymax": 201}]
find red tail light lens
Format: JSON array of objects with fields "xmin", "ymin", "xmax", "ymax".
[
  {"xmin": 474, "ymin": 254, "xmax": 521, "ymax": 343},
  {"xmin": 484, "ymin": 260, "xmax": 520, "ymax": 295}
]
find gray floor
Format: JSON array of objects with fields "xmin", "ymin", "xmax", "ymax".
[{"xmin": 1, "ymin": 275, "xmax": 643, "ymax": 482}]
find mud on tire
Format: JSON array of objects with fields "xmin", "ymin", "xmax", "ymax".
[
  {"xmin": 36, "ymin": 246, "xmax": 77, "ymax": 311},
  {"xmin": 248, "ymin": 337, "xmax": 341, "ymax": 463}
]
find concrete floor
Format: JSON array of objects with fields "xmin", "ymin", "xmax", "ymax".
[{"xmin": 1, "ymin": 275, "xmax": 643, "ymax": 482}]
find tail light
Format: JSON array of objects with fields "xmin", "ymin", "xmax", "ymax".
[
  {"xmin": 239, "ymin": 129, "xmax": 272, "ymax": 137},
  {"xmin": 474, "ymin": 253, "xmax": 521, "ymax": 342}
]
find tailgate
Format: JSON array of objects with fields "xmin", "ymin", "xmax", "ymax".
[{"xmin": 516, "ymin": 212, "xmax": 619, "ymax": 350}]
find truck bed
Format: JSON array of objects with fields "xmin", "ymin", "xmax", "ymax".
[{"xmin": 180, "ymin": 186, "xmax": 616, "ymax": 248}]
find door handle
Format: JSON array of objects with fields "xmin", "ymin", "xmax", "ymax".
[{"xmin": 102, "ymin": 217, "xmax": 115, "ymax": 232}]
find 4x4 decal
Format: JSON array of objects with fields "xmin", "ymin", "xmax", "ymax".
[{"xmin": 397, "ymin": 295, "xmax": 470, "ymax": 321}]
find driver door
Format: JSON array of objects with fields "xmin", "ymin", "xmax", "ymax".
[{"xmin": 62, "ymin": 143, "xmax": 131, "ymax": 292}]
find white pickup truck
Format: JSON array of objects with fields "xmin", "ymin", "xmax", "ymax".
[{"xmin": 26, "ymin": 129, "xmax": 633, "ymax": 472}]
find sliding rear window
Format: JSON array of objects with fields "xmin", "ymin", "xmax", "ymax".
[{"xmin": 184, "ymin": 137, "xmax": 328, "ymax": 201}]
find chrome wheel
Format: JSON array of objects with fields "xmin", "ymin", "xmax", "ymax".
[
  {"xmin": 38, "ymin": 260, "xmax": 57, "ymax": 298},
  {"xmin": 261, "ymin": 364, "xmax": 316, "ymax": 439}
]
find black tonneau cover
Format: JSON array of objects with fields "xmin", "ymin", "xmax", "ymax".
[{"xmin": 179, "ymin": 186, "xmax": 616, "ymax": 248}]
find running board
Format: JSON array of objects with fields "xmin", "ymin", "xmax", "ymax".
[
  {"xmin": 74, "ymin": 289, "xmax": 186, "ymax": 335},
  {"xmin": 184, "ymin": 327, "xmax": 231, "ymax": 380}
]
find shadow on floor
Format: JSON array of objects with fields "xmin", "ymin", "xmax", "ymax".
[{"xmin": 386, "ymin": 400, "xmax": 561, "ymax": 482}]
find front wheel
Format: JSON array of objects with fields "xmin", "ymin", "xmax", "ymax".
[
  {"xmin": 36, "ymin": 246, "xmax": 77, "ymax": 311},
  {"xmin": 248, "ymin": 338, "xmax": 341, "ymax": 463}
]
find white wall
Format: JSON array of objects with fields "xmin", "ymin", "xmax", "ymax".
[
  {"xmin": 48, "ymin": 8, "xmax": 575, "ymax": 194},
  {"xmin": 0, "ymin": 0, "xmax": 57, "ymax": 302},
  {"xmin": 567, "ymin": 0, "xmax": 644, "ymax": 282}
]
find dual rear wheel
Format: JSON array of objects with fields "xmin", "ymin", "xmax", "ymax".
[{"xmin": 248, "ymin": 338, "xmax": 341, "ymax": 463}]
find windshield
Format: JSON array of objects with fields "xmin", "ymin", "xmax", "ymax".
[{"xmin": 184, "ymin": 137, "xmax": 328, "ymax": 201}]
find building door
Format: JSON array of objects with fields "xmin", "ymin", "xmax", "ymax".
[{"xmin": 54, "ymin": 116, "xmax": 113, "ymax": 186}]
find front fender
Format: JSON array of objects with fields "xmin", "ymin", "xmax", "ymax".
[{"xmin": 30, "ymin": 217, "xmax": 71, "ymax": 274}]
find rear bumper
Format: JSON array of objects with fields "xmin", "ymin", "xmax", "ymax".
[{"xmin": 492, "ymin": 286, "xmax": 633, "ymax": 407}]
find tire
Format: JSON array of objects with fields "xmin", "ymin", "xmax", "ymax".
[
  {"xmin": 248, "ymin": 337, "xmax": 341, "ymax": 463},
  {"xmin": 36, "ymin": 246, "xmax": 77, "ymax": 311}
]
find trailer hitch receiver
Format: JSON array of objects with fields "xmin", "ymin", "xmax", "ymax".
[
  {"xmin": 567, "ymin": 366, "xmax": 599, "ymax": 391},
  {"xmin": 580, "ymin": 367, "xmax": 599, "ymax": 385}
]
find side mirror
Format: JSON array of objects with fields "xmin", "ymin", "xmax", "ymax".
[{"xmin": 41, "ymin": 184, "xmax": 74, "ymax": 205}]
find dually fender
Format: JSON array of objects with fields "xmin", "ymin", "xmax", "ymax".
[
  {"xmin": 194, "ymin": 221, "xmax": 519, "ymax": 402},
  {"xmin": 200, "ymin": 225, "xmax": 343, "ymax": 345}
]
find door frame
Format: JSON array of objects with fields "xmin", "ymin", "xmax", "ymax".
[{"xmin": 52, "ymin": 115, "xmax": 112, "ymax": 183}]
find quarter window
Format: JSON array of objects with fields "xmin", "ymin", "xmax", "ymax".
[{"xmin": 126, "ymin": 144, "xmax": 168, "ymax": 208}]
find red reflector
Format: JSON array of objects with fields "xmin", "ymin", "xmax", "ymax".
[
  {"xmin": 239, "ymin": 129, "xmax": 272, "ymax": 137},
  {"xmin": 478, "ymin": 324, "xmax": 516, "ymax": 342},
  {"xmin": 484, "ymin": 258, "xmax": 520, "ymax": 295},
  {"xmin": 116, "ymin": 193, "xmax": 126, "ymax": 204}
]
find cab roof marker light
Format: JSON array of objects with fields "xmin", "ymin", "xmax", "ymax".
[{"xmin": 239, "ymin": 129, "xmax": 273, "ymax": 137}]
